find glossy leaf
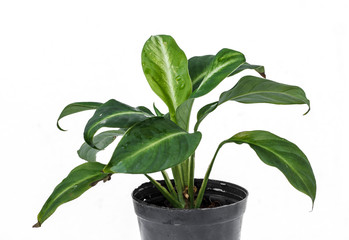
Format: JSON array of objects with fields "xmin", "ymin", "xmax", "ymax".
[
  {"xmin": 219, "ymin": 76, "xmax": 310, "ymax": 114},
  {"xmin": 33, "ymin": 162, "xmax": 111, "ymax": 227},
  {"xmin": 188, "ymin": 55, "xmax": 215, "ymax": 90},
  {"xmin": 189, "ymin": 49, "xmax": 246, "ymax": 98},
  {"xmin": 57, "ymin": 102, "xmax": 102, "ymax": 131},
  {"xmin": 141, "ymin": 35, "xmax": 192, "ymax": 117},
  {"xmin": 229, "ymin": 62, "xmax": 266, "ymax": 78},
  {"xmin": 225, "ymin": 131, "xmax": 316, "ymax": 203},
  {"xmin": 104, "ymin": 117, "xmax": 202, "ymax": 174},
  {"xmin": 78, "ymin": 130, "xmax": 125, "ymax": 162},
  {"xmin": 84, "ymin": 99, "xmax": 153, "ymax": 148}
]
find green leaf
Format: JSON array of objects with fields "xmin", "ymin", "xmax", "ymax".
[
  {"xmin": 141, "ymin": 35, "xmax": 192, "ymax": 117},
  {"xmin": 189, "ymin": 49, "xmax": 246, "ymax": 98},
  {"xmin": 84, "ymin": 99, "xmax": 153, "ymax": 148},
  {"xmin": 104, "ymin": 117, "xmax": 202, "ymax": 174},
  {"xmin": 188, "ymin": 55, "xmax": 215, "ymax": 91},
  {"xmin": 194, "ymin": 101, "xmax": 218, "ymax": 132},
  {"xmin": 135, "ymin": 106, "xmax": 154, "ymax": 115},
  {"xmin": 194, "ymin": 76, "xmax": 311, "ymax": 131},
  {"xmin": 229, "ymin": 62, "xmax": 266, "ymax": 78},
  {"xmin": 226, "ymin": 131, "xmax": 316, "ymax": 204},
  {"xmin": 57, "ymin": 102, "xmax": 102, "ymax": 131},
  {"xmin": 153, "ymin": 103, "xmax": 164, "ymax": 117},
  {"xmin": 33, "ymin": 162, "xmax": 111, "ymax": 227},
  {"xmin": 219, "ymin": 75, "xmax": 310, "ymax": 114},
  {"xmin": 77, "ymin": 130, "xmax": 125, "ymax": 162},
  {"xmin": 175, "ymin": 98, "xmax": 194, "ymax": 131}
]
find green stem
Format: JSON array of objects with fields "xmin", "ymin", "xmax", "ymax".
[
  {"xmin": 145, "ymin": 174, "xmax": 184, "ymax": 208},
  {"xmin": 195, "ymin": 142, "xmax": 225, "ymax": 208},
  {"xmin": 161, "ymin": 170, "xmax": 177, "ymax": 198},
  {"xmin": 181, "ymin": 159, "xmax": 189, "ymax": 187},
  {"xmin": 188, "ymin": 153, "xmax": 195, "ymax": 208},
  {"xmin": 172, "ymin": 166, "xmax": 186, "ymax": 206},
  {"xmin": 170, "ymin": 112, "xmax": 186, "ymax": 206}
]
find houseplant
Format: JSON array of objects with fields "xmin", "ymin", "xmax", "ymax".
[{"xmin": 33, "ymin": 35, "xmax": 316, "ymax": 239}]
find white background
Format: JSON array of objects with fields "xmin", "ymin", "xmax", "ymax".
[{"xmin": 1, "ymin": 0, "xmax": 348, "ymax": 239}]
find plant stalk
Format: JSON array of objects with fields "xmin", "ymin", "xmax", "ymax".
[
  {"xmin": 172, "ymin": 166, "xmax": 186, "ymax": 206},
  {"xmin": 195, "ymin": 142, "xmax": 225, "ymax": 208},
  {"xmin": 145, "ymin": 174, "xmax": 184, "ymax": 208},
  {"xmin": 161, "ymin": 170, "xmax": 177, "ymax": 198},
  {"xmin": 188, "ymin": 153, "xmax": 195, "ymax": 208}
]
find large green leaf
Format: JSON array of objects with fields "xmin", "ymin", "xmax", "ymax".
[
  {"xmin": 194, "ymin": 76, "xmax": 310, "ymax": 131},
  {"xmin": 33, "ymin": 162, "xmax": 111, "ymax": 227},
  {"xmin": 104, "ymin": 117, "xmax": 202, "ymax": 174},
  {"xmin": 226, "ymin": 131, "xmax": 316, "ymax": 203},
  {"xmin": 84, "ymin": 99, "xmax": 153, "ymax": 148},
  {"xmin": 189, "ymin": 56, "xmax": 265, "ymax": 91},
  {"xmin": 141, "ymin": 35, "xmax": 192, "ymax": 117},
  {"xmin": 196, "ymin": 130, "xmax": 316, "ymax": 208},
  {"xmin": 219, "ymin": 76, "xmax": 310, "ymax": 114},
  {"xmin": 189, "ymin": 49, "xmax": 246, "ymax": 98},
  {"xmin": 57, "ymin": 102, "xmax": 102, "ymax": 131},
  {"xmin": 78, "ymin": 130, "xmax": 125, "ymax": 162}
]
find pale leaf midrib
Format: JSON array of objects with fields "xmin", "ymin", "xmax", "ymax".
[{"xmin": 115, "ymin": 131, "xmax": 186, "ymax": 168}]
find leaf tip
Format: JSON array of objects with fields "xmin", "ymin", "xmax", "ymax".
[
  {"xmin": 32, "ymin": 222, "xmax": 41, "ymax": 228},
  {"xmin": 303, "ymin": 106, "xmax": 311, "ymax": 116},
  {"xmin": 56, "ymin": 121, "xmax": 67, "ymax": 132},
  {"xmin": 260, "ymin": 72, "xmax": 266, "ymax": 78}
]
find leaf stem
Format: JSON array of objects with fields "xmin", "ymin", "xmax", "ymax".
[
  {"xmin": 188, "ymin": 153, "xmax": 195, "ymax": 208},
  {"xmin": 145, "ymin": 174, "xmax": 184, "ymax": 208},
  {"xmin": 181, "ymin": 160, "xmax": 189, "ymax": 187},
  {"xmin": 172, "ymin": 166, "xmax": 186, "ymax": 206},
  {"xmin": 195, "ymin": 142, "xmax": 225, "ymax": 208},
  {"xmin": 161, "ymin": 170, "xmax": 177, "ymax": 198}
]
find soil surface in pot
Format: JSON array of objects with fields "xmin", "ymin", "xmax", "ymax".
[{"xmin": 144, "ymin": 184, "xmax": 239, "ymax": 209}]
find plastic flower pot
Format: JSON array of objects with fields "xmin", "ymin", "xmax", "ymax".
[{"xmin": 132, "ymin": 179, "xmax": 248, "ymax": 240}]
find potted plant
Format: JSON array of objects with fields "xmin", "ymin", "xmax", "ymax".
[{"xmin": 33, "ymin": 35, "xmax": 316, "ymax": 240}]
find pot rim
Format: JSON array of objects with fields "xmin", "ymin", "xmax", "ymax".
[{"xmin": 132, "ymin": 178, "xmax": 248, "ymax": 212}]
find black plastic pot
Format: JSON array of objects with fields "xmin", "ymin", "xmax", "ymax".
[{"xmin": 132, "ymin": 179, "xmax": 248, "ymax": 240}]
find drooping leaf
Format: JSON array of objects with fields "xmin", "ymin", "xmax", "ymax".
[
  {"xmin": 189, "ymin": 49, "xmax": 246, "ymax": 98},
  {"xmin": 219, "ymin": 75, "xmax": 310, "ymax": 114},
  {"xmin": 194, "ymin": 76, "xmax": 311, "ymax": 131},
  {"xmin": 229, "ymin": 62, "xmax": 266, "ymax": 78},
  {"xmin": 194, "ymin": 101, "xmax": 218, "ymax": 132},
  {"xmin": 175, "ymin": 98, "xmax": 194, "ymax": 131},
  {"xmin": 225, "ymin": 131, "xmax": 316, "ymax": 204},
  {"xmin": 77, "ymin": 130, "xmax": 125, "ymax": 162},
  {"xmin": 104, "ymin": 117, "xmax": 202, "ymax": 174},
  {"xmin": 141, "ymin": 35, "xmax": 192, "ymax": 117},
  {"xmin": 33, "ymin": 162, "xmax": 111, "ymax": 227},
  {"xmin": 57, "ymin": 102, "xmax": 102, "ymax": 131},
  {"xmin": 84, "ymin": 99, "xmax": 153, "ymax": 148}
]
